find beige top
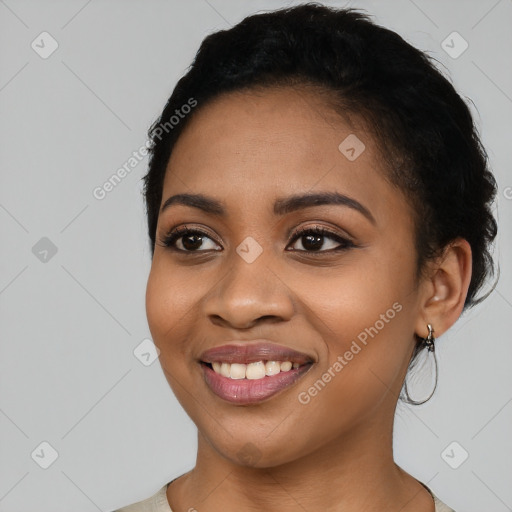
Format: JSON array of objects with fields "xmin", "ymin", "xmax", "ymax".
[{"xmin": 114, "ymin": 480, "xmax": 455, "ymax": 511}]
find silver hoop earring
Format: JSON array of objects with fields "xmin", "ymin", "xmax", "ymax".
[{"xmin": 403, "ymin": 324, "xmax": 438, "ymax": 405}]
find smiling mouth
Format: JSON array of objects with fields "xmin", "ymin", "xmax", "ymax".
[
  {"xmin": 201, "ymin": 360, "xmax": 305, "ymax": 379},
  {"xmin": 198, "ymin": 341, "xmax": 315, "ymax": 404},
  {"xmin": 199, "ymin": 360, "xmax": 314, "ymax": 405}
]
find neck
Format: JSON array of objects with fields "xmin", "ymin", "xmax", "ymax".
[{"xmin": 167, "ymin": 407, "xmax": 434, "ymax": 512}]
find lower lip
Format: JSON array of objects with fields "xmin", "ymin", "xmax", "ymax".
[{"xmin": 201, "ymin": 363, "xmax": 313, "ymax": 405}]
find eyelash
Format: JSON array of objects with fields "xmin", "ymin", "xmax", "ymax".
[{"xmin": 158, "ymin": 225, "xmax": 355, "ymax": 254}]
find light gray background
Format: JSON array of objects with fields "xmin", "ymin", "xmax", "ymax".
[{"xmin": 0, "ymin": 0, "xmax": 511, "ymax": 511}]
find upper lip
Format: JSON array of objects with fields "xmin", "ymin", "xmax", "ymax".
[{"xmin": 199, "ymin": 341, "xmax": 315, "ymax": 365}]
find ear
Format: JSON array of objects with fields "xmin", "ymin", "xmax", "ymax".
[{"xmin": 415, "ymin": 238, "xmax": 472, "ymax": 339}]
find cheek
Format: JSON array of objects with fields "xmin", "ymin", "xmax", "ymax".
[
  {"xmin": 145, "ymin": 263, "xmax": 200, "ymax": 407},
  {"xmin": 291, "ymin": 247, "xmax": 418, "ymax": 425},
  {"xmin": 145, "ymin": 261, "xmax": 195, "ymax": 357},
  {"xmin": 300, "ymin": 270, "xmax": 412, "ymax": 385},
  {"xmin": 296, "ymin": 240, "xmax": 416, "ymax": 339},
  {"xmin": 290, "ymin": 296, "xmax": 413, "ymax": 443},
  {"xmin": 145, "ymin": 265, "xmax": 172, "ymax": 341}
]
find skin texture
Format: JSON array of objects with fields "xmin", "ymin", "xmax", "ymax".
[{"xmin": 145, "ymin": 86, "xmax": 472, "ymax": 512}]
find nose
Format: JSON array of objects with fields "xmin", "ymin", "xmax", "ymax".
[{"xmin": 203, "ymin": 253, "xmax": 295, "ymax": 330}]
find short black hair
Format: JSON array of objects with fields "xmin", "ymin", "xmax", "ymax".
[{"xmin": 143, "ymin": 3, "xmax": 497, "ymax": 312}]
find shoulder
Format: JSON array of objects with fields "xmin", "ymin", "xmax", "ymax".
[
  {"xmin": 113, "ymin": 483, "xmax": 172, "ymax": 512},
  {"xmin": 434, "ymin": 496, "xmax": 456, "ymax": 512},
  {"xmin": 422, "ymin": 483, "xmax": 456, "ymax": 512},
  {"xmin": 112, "ymin": 480, "xmax": 455, "ymax": 512}
]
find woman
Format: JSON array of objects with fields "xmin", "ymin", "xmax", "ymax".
[{"xmin": 116, "ymin": 4, "xmax": 497, "ymax": 511}]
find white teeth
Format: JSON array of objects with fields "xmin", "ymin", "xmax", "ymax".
[
  {"xmin": 220, "ymin": 362, "xmax": 231, "ymax": 378},
  {"xmin": 230, "ymin": 363, "xmax": 246, "ymax": 380},
  {"xmin": 246, "ymin": 361, "xmax": 266, "ymax": 380},
  {"xmin": 280, "ymin": 361, "xmax": 292, "ymax": 372},
  {"xmin": 210, "ymin": 360, "xmax": 300, "ymax": 379},
  {"xmin": 265, "ymin": 361, "xmax": 281, "ymax": 376}
]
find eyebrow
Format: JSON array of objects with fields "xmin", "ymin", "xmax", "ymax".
[{"xmin": 160, "ymin": 191, "xmax": 375, "ymax": 224}]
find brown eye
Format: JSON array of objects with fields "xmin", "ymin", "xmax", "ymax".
[
  {"xmin": 160, "ymin": 227, "xmax": 221, "ymax": 252},
  {"xmin": 288, "ymin": 226, "xmax": 354, "ymax": 252}
]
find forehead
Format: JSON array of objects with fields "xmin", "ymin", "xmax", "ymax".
[{"xmin": 161, "ymin": 87, "xmax": 404, "ymax": 224}]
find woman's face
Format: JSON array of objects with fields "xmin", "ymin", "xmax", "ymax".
[{"xmin": 146, "ymin": 87, "xmax": 425, "ymax": 467}]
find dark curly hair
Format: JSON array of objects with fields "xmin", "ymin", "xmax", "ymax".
[{"xmin": 143, "ymin": 3, "xmax": 497, "ymax": 313}]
